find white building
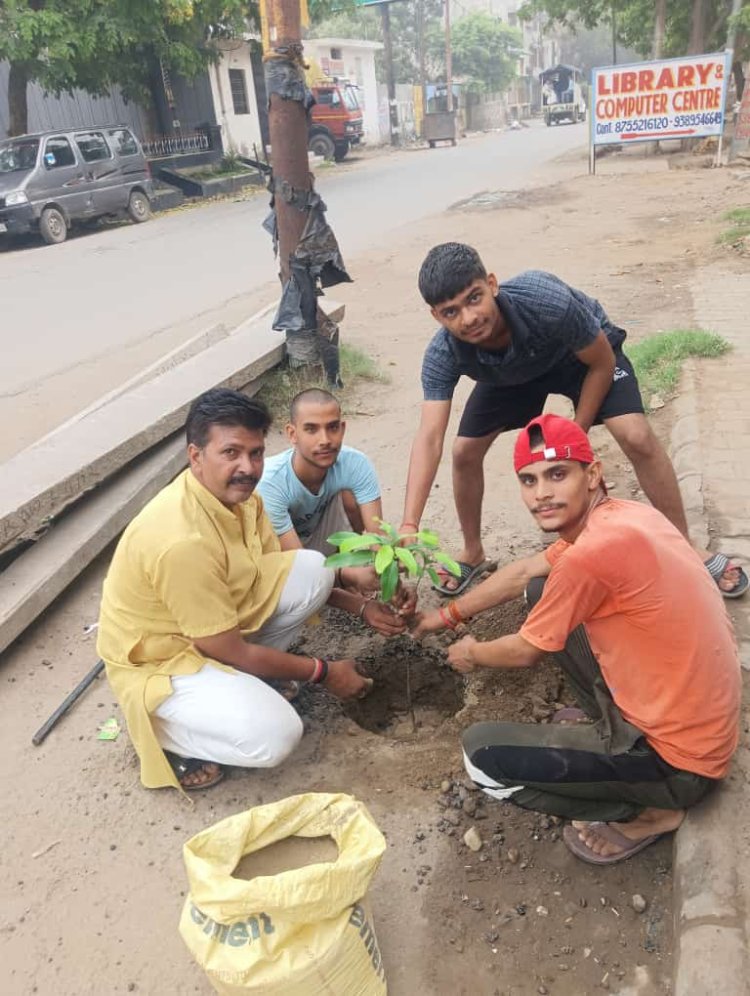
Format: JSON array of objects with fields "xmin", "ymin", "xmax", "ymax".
[
  {"xmin": 305, "ymin": 37, "xmax": 383, "ymax": 145},
  {"xmin": 207, "ymin": 40, "xmax": 265, "ymax": 155}
]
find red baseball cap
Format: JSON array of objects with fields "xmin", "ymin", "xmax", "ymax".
[{"xmin": 513, "ymin": 414, "xmax": 595, "ymax": 473}]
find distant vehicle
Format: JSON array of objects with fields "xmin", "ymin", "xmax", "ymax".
[
  {"xmin": 0, "ymin": 125, "xmax": 153, "ymax": 245},
  {"xmin": 309, "ymin": 81, "xmax": 364, "ymax": 162},
  {"xmin": 540, "ymin": 65, "xmax": 588, "ymax": 126}
]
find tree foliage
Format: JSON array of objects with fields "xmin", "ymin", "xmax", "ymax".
[
  {"xmin": 518, "ymin": 0, "xmax": 748, "ymax": 60},
  {"xmin": 434, "ymin": 11, "xmax": 521, "ymax": 93},
  {"xmin": 0, "ymin": 0, "xmax": 254, "ymax": 135}
]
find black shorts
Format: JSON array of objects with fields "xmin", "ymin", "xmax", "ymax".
[{"xmin": 457, "ymin": 349, "xmax": 644, "ymax": 439}]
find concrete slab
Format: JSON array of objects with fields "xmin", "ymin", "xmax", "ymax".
[
  {"xmin": 0, "ymin": 313, "xmax": 286, "ymax": 554},
  {"xmin": 0, "ymin": 433, "xmax": 186, "ymax": 656}
]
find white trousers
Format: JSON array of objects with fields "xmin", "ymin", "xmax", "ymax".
[{"xmin": 153, "ymin": 549, "xmax": 333, "ymax": 768}]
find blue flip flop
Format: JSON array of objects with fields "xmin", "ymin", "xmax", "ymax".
[{"xmin": 704, "ymin": 553, "xmax": 749, "ymax": 599}]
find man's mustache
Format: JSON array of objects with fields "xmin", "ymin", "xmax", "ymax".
[{"xmin": 229, "ymin": 475, "xmax": 259, "ymax": 487}]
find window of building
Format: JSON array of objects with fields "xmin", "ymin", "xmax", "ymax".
[
  {"xmin": 107, "ymin": 128, "xmax": 139, "ymax": 156},
  {"xmin": 330, "ymin": 47, "xmax": 342, "ymax": 60},
  {"xmin": 74, "ymin": 132, "xmax": 112, "ymax": 163},
  {"xmin": 44, "ymin": 137, "xmax": 75, "ymax": 169},
  {"xmin": 229, "ymin": 68, "xmax": 250, "ymax": 115}
]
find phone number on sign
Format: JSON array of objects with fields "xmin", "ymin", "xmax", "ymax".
[
  {"xmin": 673, "ymin": 111, "xmax": 723, "ymax": 127},
  {"xmin": 614, "ymin": 117, "xmax": 669, "ymax": 133}
]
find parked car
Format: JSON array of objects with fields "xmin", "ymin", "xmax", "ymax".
[
  {"xmin": 0, "ymin": 125, "xmax": 154, "ymax": 245},
  {"xmin": 308, "ymin": 81, "xmax": 364, "ymax": 162}
]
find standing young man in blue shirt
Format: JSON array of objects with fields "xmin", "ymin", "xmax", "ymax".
[{"xmin": 400, "ymin": 242, "xmax": 746, "ymax": 598}]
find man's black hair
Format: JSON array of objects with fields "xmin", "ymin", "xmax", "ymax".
[
  {"xmin": 418, "ymin": 243, "xmax": 488, "ymax": 306},
  {"xmin": 289, "ymin": 388, "xmax": 340, "ymax": 422},
  {"xmin": 185, "ymin": 388, "xmax": 272, "ymax": 448}
]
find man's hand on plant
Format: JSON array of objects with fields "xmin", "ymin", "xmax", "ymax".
[
  {"xmin": 323, "ymin": 659, "xmax": 374, "ymax": 699},
  {"xmin": 409, "ymin": 609, "xmax": 445, "ymax": 639},
  {"xmin": 447, "ymin": 635, "xmax": 478, "ymax": 673},
  {"xmin": 361, "ymin": 600, "xmax": 408, "ymax": 636},
  {"xmin": 393, "ymin": 582, "xmax": 418, "ymax": 619}
]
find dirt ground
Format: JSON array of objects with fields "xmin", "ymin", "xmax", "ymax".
[{"xmin": 2, "ymin": 141, "xmax": 748, "ymax": 996}]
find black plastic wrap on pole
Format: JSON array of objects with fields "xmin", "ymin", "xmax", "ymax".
[
  {"xmin": 265, "ymin": 55, "xmax": 316, "ymax": 109},
  {"xmin": 264, "ymin": 177, "xmax": 351, "ymax": 385}
]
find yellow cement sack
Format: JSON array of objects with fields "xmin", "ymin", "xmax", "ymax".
[{"xmin": 179, "ymin": 792, "xmax": 387, "ymax": 995}]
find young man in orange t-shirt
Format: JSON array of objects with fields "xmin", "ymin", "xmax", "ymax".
[{"xmin": 413, "ymin": 413, "xmax": 741, "ymax": 864}]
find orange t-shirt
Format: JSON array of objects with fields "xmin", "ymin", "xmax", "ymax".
[{"xmin": 519, "ymin": 499, "xmax": 740, "ymax": 779}]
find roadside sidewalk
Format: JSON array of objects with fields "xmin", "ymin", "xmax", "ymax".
[{"xmin": 670, "ymin": 256, "xmax": 750, "ymax": 994}]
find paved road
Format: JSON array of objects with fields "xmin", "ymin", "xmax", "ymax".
[{"xmin": 0, "ymin": 122, "xmax": 585, "ymax": 457}]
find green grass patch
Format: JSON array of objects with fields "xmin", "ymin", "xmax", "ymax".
[
  {"xmin": 628, "ymin": 329, "xmax": 730, "ymax": 408},
  {"xmin": 257, "ymin": 343, "xmax": 388, "ymax": 420},
  {"xmin": 717, "ymin": 205, "xmax": 750, "ymax": 245}
]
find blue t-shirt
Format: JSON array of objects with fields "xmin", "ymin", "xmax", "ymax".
[
  {"xmin": 257, "ymin": 445, "xmax": 381, "ymax": 541},
  {"xmin": 421, "ymin": 270, "xmax": 627, "ymax": 400}
]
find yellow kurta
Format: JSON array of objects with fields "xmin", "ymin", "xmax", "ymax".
[{"xmin": 97, "ymin": 470, "xmax": 295, "ymax": 789}]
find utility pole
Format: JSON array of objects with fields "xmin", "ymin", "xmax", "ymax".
[
  {"xmin": 418, "ymin": 0, "xmax": 426, "ymax": 119},
  {"xmin": 381, "ymin": 3, "xmax": 400, "ymax": 145},
  {"xmin": 445, "ymin": 0, "xmax": 453, "ymax": 113},
  {"xmin": 653, "ymin": 0, "xmax": 666, "ymax": 59},
  {"xmin": 260, "ymin": 0, "xmax": 348, "ymax": 379},
  {"xmin": 262, "ymin": 0, "xmax": 309, "ymax": 295},
  {"xmin": 611, "ymin": 3, "xmax": 618, "ymax": 65}
]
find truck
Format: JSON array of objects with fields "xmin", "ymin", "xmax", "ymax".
[
  {"xmin": 308, "ymin": 81, "xmax": 364, "ymax": 162},
  {"xmin": 540, "ymin": 64, "xmax": 587, "ymax": 126}
]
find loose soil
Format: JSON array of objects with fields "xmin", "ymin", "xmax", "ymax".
[
  {"xmin": 233, "ymin": 835, "xmax": 338, "ymax": 881},
  {"xmin": 3, "ymin": 136, "xmax": 748, "ymax": 995}
]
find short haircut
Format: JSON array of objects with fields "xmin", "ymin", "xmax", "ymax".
[
  {"xmin": 185, "ymin": 388, "xmax": 272, "ymax": 448},
  {"xmin": 289, "ymin": 388, "xmax": 341, "ymax": 422},
  {"xmin": 418, "ymin": 243, "xmax": 488, "ymax": 306}
]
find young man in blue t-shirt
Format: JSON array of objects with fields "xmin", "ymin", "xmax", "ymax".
[
  {"xmin": 258, "ymin": 389, "xmax": 412, "ymax": 634},
  {"xmin": 400, "ymin": 242, "xmax": 746, "ymax": 598},
  {"xmin": 259, "ymin": 388, "xmax": 382, "ymax": 552}
]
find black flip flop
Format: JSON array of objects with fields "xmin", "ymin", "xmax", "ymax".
[
  {"xmin": 164, "ymin": 751, "xmax": 225, "ymax": 791},
  {"xmin": 431, "ymin": 559, "xmax": 495, "ymax": 597}
]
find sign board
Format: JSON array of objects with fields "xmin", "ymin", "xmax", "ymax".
[{"xmin": 591, "ymin": 52, "xmax": 731, "ymax": 147}]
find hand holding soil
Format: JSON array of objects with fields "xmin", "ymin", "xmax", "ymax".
[{"xmin": 323, "ymin": 658, "xmax": 374, "ymax": 699}]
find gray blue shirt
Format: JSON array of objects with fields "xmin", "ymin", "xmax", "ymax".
[
  {"xmin": 257, "ymin": 445, "xmax": 381, "ymax": 541},
  {"xmin": 421, "ymin": 270, "xmax": 626, "ymax": 400}
]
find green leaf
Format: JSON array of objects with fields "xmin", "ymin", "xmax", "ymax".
[
  {"xmin": 325, "ymin": 550, "xmax": 375, "ymax": 569},
  {"xmin": 417, "ymin": 530, "xmax": 440, "ymax": 548},
  {"xmin": 394, "ymin": 547, "xmax": 419, "ymax": 576},
  {"xmin": 376, "ymin": 518, "xmax": 398, "ymax": 540},
  {"xmin": 374, "ymin": 544, "xmax": 395, "ymax": 574},
  {"xmin": 433, "ymin": 551, "xmax": 461, "ymax": 576},
  {"xmin": 426, "ymin": 567, "xmax": 442, "ymax": 587},
  {"xmin": 381, "ymin": 560, "xmax": 399, "ymax": 602},
  {"xmin": 326, "ymin": 530, "xmax": 360, "ymax": 548},
  {"xmin": 339, "ymin": 532, "xmax": 383, "ymax": 553}
]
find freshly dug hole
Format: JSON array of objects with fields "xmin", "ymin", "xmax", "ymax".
[{"xmin": 344, "ymin": 639, "xmax": 464, "ymax": 736}]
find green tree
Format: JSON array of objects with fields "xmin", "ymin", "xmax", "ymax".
[
  {"xmin": 518, "ymin": 0, "xmax": 747, "ymax": 60},
  {"xmin": 0, "ymin": 0, "xmax": 253, "ymax": 137},
  {"xmin": 308, "ymin": 0, "xmax": 444, "ymax": 85},
  {"xmin": 425, "ymin": 11, "xmax": 521, "ymax": 94}
]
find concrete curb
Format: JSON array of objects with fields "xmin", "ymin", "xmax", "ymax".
[{"xmin": 669, "ymin": 362, "xmax": 750, "ymax": 996}]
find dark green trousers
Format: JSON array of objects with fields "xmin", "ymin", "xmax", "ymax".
[{"xmin": 461, "ymin": 578, "xmax": 717, "ymax": 822}]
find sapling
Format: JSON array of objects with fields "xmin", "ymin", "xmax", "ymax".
[{"xmin": 325, "ymin": 521, "xmax": 460, "ymax": 729}]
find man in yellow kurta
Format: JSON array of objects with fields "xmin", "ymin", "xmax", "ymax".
[{"xmin": 97, "ymin": 389, "xmax": 373, "ymax": 791}]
